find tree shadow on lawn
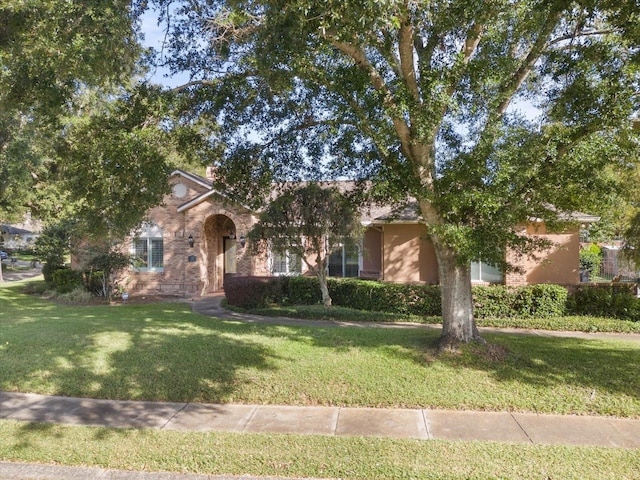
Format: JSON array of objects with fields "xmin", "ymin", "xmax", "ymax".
[
  {"xmin": 247, "ymin": 320, "xmax": 640, "ymax": 411},
  {"xmin": 0, "ymin": 296, "xmax": 284, "ymax": 404}
]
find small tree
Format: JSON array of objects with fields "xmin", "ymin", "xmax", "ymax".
[
  {"xmin": 33, "ymin": 219, "xmax": 77, "ymax": 282},
  {"xmin": 87, "ymin": 249, "xmax": 131, "ymax": 302},
  {"xmin": 249, "ymin": 183, "xmax": 361, "ymax": 307}
]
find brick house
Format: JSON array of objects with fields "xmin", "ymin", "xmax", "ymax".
[{"xmin": 119, "ymin": 169, "xmax": 598, "ymax": 297}]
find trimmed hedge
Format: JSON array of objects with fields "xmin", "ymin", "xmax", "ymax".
[
  {"xmin": 225, "ymin": 275, "xmax": 640, "ymax": 321},
  {"xmin": 567, "ymin": 284, "xmax": 640, "ymax": 322},
  {"xmin": 224, "ymin": 276, "xmax": 286, "ymax": 309},
  {"xmin": 224, "ymin": 276, "xmax": 575, "ymax": 319}
]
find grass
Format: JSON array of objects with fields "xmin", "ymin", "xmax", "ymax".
[
  {"xmin": 239, "ymin": 303, "xmax": 640, "ymax": 333},
  {"xmin": 2, "ymin": 280, "xmax": 640, "ymax": 478},
  {"xmin": 1, "ymin": 421, "xmax": 639, "ymax": 479},
  {"xmin": 1, "ymin": 282, "xmax": 639, "ymax": 417}
]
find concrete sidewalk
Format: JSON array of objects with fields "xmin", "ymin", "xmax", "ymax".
[{"xmin": 1, "ymin": 391, "xmax": 639, "ymax": 449}]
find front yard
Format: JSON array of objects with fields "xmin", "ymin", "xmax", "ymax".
[{"xmin": 1, "ymin": 281, "xmax": 639, "ymax": 479}]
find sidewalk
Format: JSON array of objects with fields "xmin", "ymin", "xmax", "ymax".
[{"xmin": 2, "ymin": 391, "xmax": 639, "ymax": 448}]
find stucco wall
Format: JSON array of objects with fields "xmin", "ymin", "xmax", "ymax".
[
  {"xmin": 382, "ymin": 224, "xmax": 439, "ymax": 284},
  {"xmin": 506, "ymin": 224, "xmax": 580, "ymax": 286}
]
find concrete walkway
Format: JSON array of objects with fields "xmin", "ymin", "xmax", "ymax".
[{"xmin": 2, "ymin": 391, "xmax": 639, "ymax": 449}]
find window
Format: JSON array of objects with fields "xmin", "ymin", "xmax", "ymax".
[
  {"xmin": 328, "ymin": 243, "xmax": 359, "ymax": 277},
  {"xmin": 471, "ymin": 261, "xmax": 502, "ymax": 283},
  {"xmin": 271, "ymin": 249, "xmax": 301, "ymax": 275},
  {"xmin": 132, "ymin": 223, "xmax": 163, "ymax": 272}
]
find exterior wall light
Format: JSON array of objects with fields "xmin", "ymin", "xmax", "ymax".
[
  {"xmin": 239, "ymin": 235, "xmax": 246, "ymax": 248},
  {"xmin": 188, "ymin": 234, "xmax": 194, "ymax": 248}
]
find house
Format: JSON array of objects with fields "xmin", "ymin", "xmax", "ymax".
[
  {"xmin": 116, "ymin": 169, "xmax": 598, "ymax": 297},
  {"xmin": 1, "ymin": 214, "xmax": 41, "ymax": 251}
]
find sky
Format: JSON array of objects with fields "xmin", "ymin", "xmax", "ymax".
[{"xmin": 139, "ymin": 9, "xmax": 189, "ymax": 88}]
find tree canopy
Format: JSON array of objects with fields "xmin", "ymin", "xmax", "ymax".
[
  {"xmin": 248, "ymin": 183, "xmax": 362, "ymax": 306},
  {"xmin": 144, "ymin": 0, "xmax": 640, "ymax": 346}
]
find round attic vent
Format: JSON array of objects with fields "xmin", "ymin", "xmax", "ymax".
[{"xmin": 172, "ymin": 183, "xmax": 187, "ymax": 198}]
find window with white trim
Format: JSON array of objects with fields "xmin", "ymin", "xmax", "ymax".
[
  {"xmin": 132, "ymin": 223, "xmax": 164, "ymax": 272},
  {"xmin": 471, "ymin": 260, "xmax": 502, "ymax": 283},
  {"xmin": 328, "ymin": 243, "xmax": 359, "ymax": 278},
  {"xmin": 271, "ymin": 249, "xmax": 302, "ymax": 275}
]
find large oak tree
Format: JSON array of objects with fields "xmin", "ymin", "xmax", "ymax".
[{"xmin": 147, "ymin": 0, "xmax": 640, "ymax": 347}]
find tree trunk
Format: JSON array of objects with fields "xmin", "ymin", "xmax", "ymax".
[
  {"xmin": 433, "ymin": 242, "xmax": 484, "ymax": 350},
  {"xmin": 317, "ymin": 267, "xmax": 332, "ymax": 307}
]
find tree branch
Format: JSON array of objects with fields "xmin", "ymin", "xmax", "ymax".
[
  {"xmin": 398, "ymin": 6, "xmax": 420, "ymax": 102},
  {"xmin": 330, "ymin": 38, "xmax": 415, "ymax": 163},
  {"xmin": 546, "ymin": 28, "xmax": 618, "ymax": 48},
  {"xmin": 495, "ymin": 9, "xmax": 562, "ymax": 117}
]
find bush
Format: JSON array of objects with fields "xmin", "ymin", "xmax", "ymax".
[
  {"xmin": 224, "ymin": 276, "xmax": 285, "ymax": 309},
  {"xmin": 51, "ymin": 267, "xmax": 84, "ymax": 294},
  {"xmin": 515, "ymin": 284, "xmax": 568, "ymax": 318},
  {"xmin": 580, "ymin": 244, "xmax": 602, "ymax": 278},
  {"xmin": 568, "ymin": 284, "xmax": 640, "ymax": 321},
  {"xmin": 473, "ymin": 286, "xmax": 517, "ymax": 318},
  {"xmin": 42, "ymin": 263, "xmax": 64, "ymax": 283},
  {"xmin": 285, "ymin": 276, "xmax": 323, "ymax": 305},
  {"xmin": 56, "ymin": 286, "xmax": 93, "ymax": 305},
  {"xmin": 225, "ymin": 275, "xmax": 640, "ymax": 322}
]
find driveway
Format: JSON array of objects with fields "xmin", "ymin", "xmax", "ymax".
[{"xmin": 1, "ymin": 259, "xmax": 43, "ymax": 282}]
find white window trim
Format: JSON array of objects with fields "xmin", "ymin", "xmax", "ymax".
[
  {"xmin": 131, "ymin": 223, "xmax": 164, "ymax": 273},
  {"xmin": 471, "ymin": 260, "xmax": 503, "ymax": 283},
  {"xmin": 269, "ymin": 248, "xmax": 303, "ymax": 276}
]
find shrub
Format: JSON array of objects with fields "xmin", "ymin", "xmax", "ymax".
[
  {"xmin": 56, "ymin": 286, "xmax": 93, "ymax": 305},
  {"xmin": 568, "ymin": 284, "xmax": 640, "ymax": 321},
  {"xmin": 51, "ymin": 267, "xmax": 84, "ymax": 294},
  {"xmin": 514, "ymin": 284, "xmax": 568, "ymax": 318},
  {"xmin": 224, "ymin": 276, "xmax": 285, "ymax": 308},
  {"xmin": 285, "ymin": 276, "xmax": 322, "ymax": 305},
  {"xmin": 42, "ymin": 263, "xmax": 64, "ymax": 283},
  {"xmin": 579, "ymin": 244, "xmax": 602, "ymax": 278},
  {"xmin": 473, "ymin": 286, "xmax": 517, "ymax": 318}
]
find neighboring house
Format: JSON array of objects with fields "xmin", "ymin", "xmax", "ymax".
[
  {"xmin": 1, "ymin": 215, "xmax": 42, "ymax": 250},
  {"xmin": 110, "ymin": 169, "xmax": 599, "ymax": 297}
]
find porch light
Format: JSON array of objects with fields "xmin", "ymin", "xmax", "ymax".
[
  {"xmin": 239, "ymin": 235, "xmax": 246, "ymax": 248},
  {"xmin": 188, "ymin": 234, "xmax": 194, "ymax": 248}
]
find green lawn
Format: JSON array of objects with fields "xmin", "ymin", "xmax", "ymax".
[
  {"xmin": 1, "ymin": 283, "xmax": 639, "ymax": 417},
  {"xmin": 2, "ymin": 281, "xmax": 640, "ymax": 479},
  {"xmin": 0, "ymin": 420, "xmax": 639, "ymax": 480}
]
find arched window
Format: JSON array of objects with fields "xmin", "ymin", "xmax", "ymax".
[{"xmin": 132, "ymin": 223, "xmax": 164, "ymax": 272}]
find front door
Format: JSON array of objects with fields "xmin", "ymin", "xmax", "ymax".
[{"xmin": 223, "ymin": 237, "xmax": 237, "ymax": 283}]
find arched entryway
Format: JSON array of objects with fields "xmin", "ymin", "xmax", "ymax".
[{"xmin": 202, "ymin": 214, "xmax": 238, "ymax": 292}]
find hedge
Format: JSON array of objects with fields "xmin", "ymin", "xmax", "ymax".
[
  {"xmin": 224, "ymin": 276, "xmax": 579, "ymax": 319},
  {"xmin": 224, "ymin": 275, "xmax": 640, "ymax": 321},
  {"xmin": 224, "ymin": 276, "xmax": 286, "ymax": 309},
  {"xmin": 567, "ymin": 284, "xmax": 640, "ymax": 322}
]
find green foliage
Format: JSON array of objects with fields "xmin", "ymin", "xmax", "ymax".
[
  {"xmin": 567, "ymin": 284, "xmax": 640, "ymax": 322},
  {"xmin": 143, "ymin": 0, "xmax": 640, "ymax": 341},
  {"xmin": 227, "ymin": 276, "xmax": 571, "ymax": 319},
  {"xmin": 248, "ymin": 183, "xmax": 362, "ymax": 306},
  {"xmin": 59, "ymin": 85, "xmax": 175, "ymax": 237},
  {"xmin": 33, "ymin": 219, "xmax": 76, "ymax": 266},
  {"xmin": 579, "ymin": 244, "xmax": 602, "ymax": 278},
  {"xmin": 284, "ymin": 276, "xmax": 322, "ymax": 305},
  {"xmin": 51, "ymin": 267, "xmax": 84, "ymax": 294},
  {"xmin": 0, "ymin": 0, "xmax": 142, "ymax": 235},
  {"xmin": 86, "ymin": 249, "xmax": 131, "ymax": 299},
  {"xmin": 41, "ymin": 263, "xmax": 65, "ymax": 284}
]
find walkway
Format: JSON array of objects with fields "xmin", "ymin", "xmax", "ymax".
[{"xmin": 1, "ymin": 391, "xmax": 639, "ymax": 449}]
